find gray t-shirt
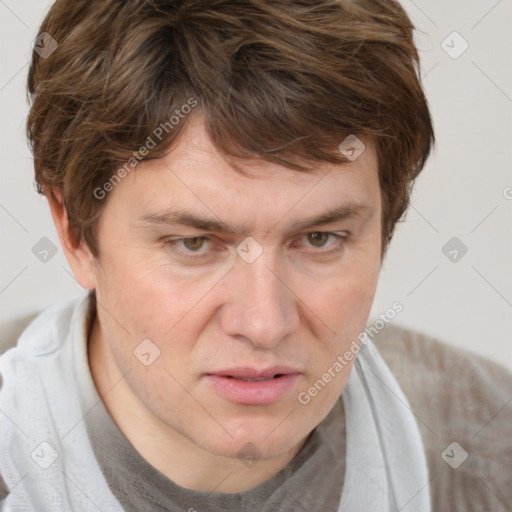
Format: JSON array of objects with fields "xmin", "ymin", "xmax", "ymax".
[{"xmin": 84, "ymin": 392, "xmax": 346, "ymax": 512}]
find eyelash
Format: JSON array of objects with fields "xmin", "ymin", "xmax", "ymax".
[{"xmin": 163, "ymin": 232, "xmax": 349, "ymax": 260}]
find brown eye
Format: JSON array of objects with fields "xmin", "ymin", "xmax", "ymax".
[
  {"xmin": 181, "ymin": 237, "xmax": 207, "ymax": 251},
  {"xmin": 164, "ymin": 235, "xmax": 220, "ymax": 263},
  {"xmin": 307, "ymin": 232, "xmax": 330, "ymax": 248}
]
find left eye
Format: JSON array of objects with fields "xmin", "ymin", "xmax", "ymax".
[
  {"xmin": 297, "ymin": 232, "xmax": 347, "ymax": 251},
  {"xmin": 304, "ymin": 232, "xmax": 337, "ymax": 248}
]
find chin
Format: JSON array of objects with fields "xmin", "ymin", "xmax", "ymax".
[
  {"xmin": 206, "ymin": 434, "xmax": 301, "ymax": 463},
  {"xmin": 195, "ymin": 414, "xmax": 309, "ymax": 462}
]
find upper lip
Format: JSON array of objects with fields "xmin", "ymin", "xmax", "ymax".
[{"xmin": 207, "ymin": 366, "xmax": 300, "ymax": 379}]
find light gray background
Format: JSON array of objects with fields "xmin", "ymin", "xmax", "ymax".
[{"xmin": 1, "ymin": 0, "xmax": 511, "ymax": 369}]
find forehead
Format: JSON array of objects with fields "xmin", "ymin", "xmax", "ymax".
[{"xmin": 106, "ymin": 116, "xmax": 380, "ymax": 233}]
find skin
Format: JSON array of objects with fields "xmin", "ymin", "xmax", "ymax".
[{"xmin": 49, "ymin": 114, "xmax": 382, "ymax": 493}]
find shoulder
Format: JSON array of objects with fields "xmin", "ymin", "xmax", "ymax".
[
  {"xmin": 375, "ymin": 323, "xmax": 512, "ymax": 398},
  {"xmin": 0, "ymin": 291, "xmax": 93, "ymax": 403},
  {"xmin": 374, "ymin": 324, "xmax": 512, "ymax": 511},
  {"xmin": 0, "ymin": 292, "xmax": 92, "ymax": 359},
  {"xmin": 0, "ymin": 293, "xmax": 94, "ymax": 505}
]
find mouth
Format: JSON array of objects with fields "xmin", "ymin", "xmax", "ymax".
[
  {"xmin": 208, "ymin": 366, "xmax": 299, "ymax": 379},
  {"xmin": 204, "ymin": 367, "xmax": 301, "ymax": 405},
  {"xmin": 225, "ymin": 375, "xmax": 285, "ymax": 382}
]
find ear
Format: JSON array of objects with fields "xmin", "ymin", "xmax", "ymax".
[{"xmin": 47, "ymin": 189, "xmax": 97, "ymax": 290}]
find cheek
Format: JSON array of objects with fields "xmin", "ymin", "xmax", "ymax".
[
  {"xmin": 295, "ymin": 267, "xmax": 378, "ymax": 423},
  {"xmin": 315, "ymin": 256, "xmax": 380, "ymax": 338},
  {"xmin": 95, "ymin": 252, "xmax": 202, "ymax": 339},
  {"xmin": 92, "ymin": 255, "xmax": 231, "ymax": 392}
]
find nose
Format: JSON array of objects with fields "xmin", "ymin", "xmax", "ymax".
[{"xmin": 219, "ymin": 251, "xmax": 301, "ymax": 349}]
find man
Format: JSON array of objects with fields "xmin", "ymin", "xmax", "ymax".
[{"xmin": 1, "ymin": 1, "xmax": 510, "ymax": 511}]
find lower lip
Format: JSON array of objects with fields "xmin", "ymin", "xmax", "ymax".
[{"xmin": 204, "ymin": 374, "xmax": 300, "ymax": 405}]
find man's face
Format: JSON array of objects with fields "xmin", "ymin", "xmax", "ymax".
[{"xmin": 89, "ymin": 116, "xmax": 382, "ymax": 462}]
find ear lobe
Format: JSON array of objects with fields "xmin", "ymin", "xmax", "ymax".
[{"xmin": 46, "ymin": 189, "xmax": 97, "ymax": 290}]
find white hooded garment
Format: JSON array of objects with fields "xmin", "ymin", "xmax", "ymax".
[{"xmin": 0, "ymin": 294, "xmax": 431, "ymax": 511}]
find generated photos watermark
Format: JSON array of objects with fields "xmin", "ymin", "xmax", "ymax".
[
  {"xmin": 93, "ymin": 97, "xmax": 198, "ymax": 200},
  {"xmin": 297, "ymin": 301, "xmax": 403, "ymax": 405}
]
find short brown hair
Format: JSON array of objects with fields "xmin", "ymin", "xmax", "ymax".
[{"xmin": 27, "ymin": 0, "xmax": 434, "ymax": 256}]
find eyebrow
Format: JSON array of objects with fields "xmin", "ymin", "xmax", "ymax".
[{"xmin": 137, "ymin": 202, "xmax": 373, "ymax": 235}]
